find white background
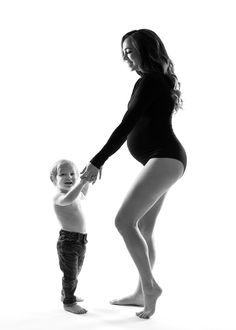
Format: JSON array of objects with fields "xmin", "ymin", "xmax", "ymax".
[{"xmin": 0, "ymin": 1, "xmax": 235, "ymax": 329}]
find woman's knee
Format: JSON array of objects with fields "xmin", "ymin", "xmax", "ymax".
[
  {"xmin": 115, "ymin": 213, "xmax": 126, "ymax": 233},
  {"xmin": 115, "ymin": 211, "xmax": 136, "ymax": 234}
]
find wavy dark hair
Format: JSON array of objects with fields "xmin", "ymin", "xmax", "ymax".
[{"xmin": 121, "ymin": 29, "xmax": 182, "ymax": 112}]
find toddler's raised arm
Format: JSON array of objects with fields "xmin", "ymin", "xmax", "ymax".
[
  {"xmin": 80, "ymin": 182, "xmax": 90, "ymax": 199},
  {"xmin": 54, "ymin": 178, "xmax": 88, "ymax": 206}
]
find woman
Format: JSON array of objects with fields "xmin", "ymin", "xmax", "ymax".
[{"xmin": 80, "ymin": 29, "xmax": 187, "ymax": 319}]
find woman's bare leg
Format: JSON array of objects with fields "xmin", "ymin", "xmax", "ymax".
[
  {"xmin": 110, "ymin": 193, "xmax": 166, "ymax": 306},
  {"xmin": 113, "ymin": 158, "xmax": 184, "ymax": 319}
]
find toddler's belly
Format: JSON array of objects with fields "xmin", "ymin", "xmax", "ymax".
[
  {"xmin": 58, "ymin": 212, "xmax": 86, "ymax": 234},
  {"xmin": 61, "ymin": 221, "xmax": 86, "ymax": 234}
]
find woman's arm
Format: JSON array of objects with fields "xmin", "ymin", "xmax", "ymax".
[{"xmin": 90, "ymin": 76, "xmax": 157, "ymax": 169}]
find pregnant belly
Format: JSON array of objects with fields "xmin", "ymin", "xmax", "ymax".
[
  {"xmin": 127, "ymin": 123, "xmax": 181, "ymax": 165},
  {"xmin": 127, "ymin": 128, "xmax": 162, "ymax": 164}
]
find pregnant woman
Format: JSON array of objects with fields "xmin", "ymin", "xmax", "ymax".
[{"xmin": 80, "ymin": 29, "xmax": 187, "ymax": 319}]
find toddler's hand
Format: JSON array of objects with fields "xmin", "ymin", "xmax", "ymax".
[{"xmin": 80, "ymin": 163, "xmax": 102, "ymax": 184}]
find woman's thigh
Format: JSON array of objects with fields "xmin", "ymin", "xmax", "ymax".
[{"xmin": 115, "ymin": 158, "xmax": 184, "ymax": 228}]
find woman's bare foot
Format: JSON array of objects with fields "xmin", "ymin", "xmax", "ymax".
[
  {"xmin": 110, "ymin": 293, "xmax": 144, "ymax": 307},
  {"xmin": 136, "ymin": 284, "xmax": 162, "ymax": 319},
  {"xmin": 64, "ymin": 303, "xmax": 87, "ymax": 314}
]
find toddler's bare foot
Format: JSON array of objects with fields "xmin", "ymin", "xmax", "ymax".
[
  {"xmin": 110, "ymin": 293, "xmax": 144, "ymax": 307},
  {"xmin": 136, "ymin": 284, "xmax": 162, "ymax": 319},
  {"xmin": 64, "ymin": 303, "xmax": 87, "ymax": 314}
]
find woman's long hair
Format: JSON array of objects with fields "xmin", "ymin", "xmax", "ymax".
[{"xmin": 121, "ymin": 29, "xmax": 182, "ymax": 112}]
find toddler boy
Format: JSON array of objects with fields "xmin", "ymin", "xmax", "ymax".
[{"xmin": 50, "ymin": 159, "xmax": 89, "ymax": 314}]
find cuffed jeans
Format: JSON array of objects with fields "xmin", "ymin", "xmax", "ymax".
[{"xmin": 57, "ymin": 229, "xmax": 87, "ymax": 306}]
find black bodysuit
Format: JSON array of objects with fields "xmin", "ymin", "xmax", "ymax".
[{"xmin": 90, "ymin": 71, "xmax": 187, "ymax": 170}]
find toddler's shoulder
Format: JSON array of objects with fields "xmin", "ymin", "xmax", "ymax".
[{"xmin": 53, "ymin": 192, "xmax": 65, "ymax": 206}]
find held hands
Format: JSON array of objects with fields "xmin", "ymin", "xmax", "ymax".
[{"xmin": 80, "ymin": 162, "xmax": 102, "ymax": 184}]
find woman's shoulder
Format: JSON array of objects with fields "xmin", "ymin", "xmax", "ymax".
[
  {"xmin": 141, "ymin": 71, "xmax": 173, "ymax": 92},
  {"xmin": 137, "ymin": 70, "xmax": 164, "ymax": 83},
  {"xmin": 142, "ymin": 70, "xmax": 165, "ymax": 81},
  {"xmin": 135, "ymin": 71, "xmax": 166, "ymax": 91}
]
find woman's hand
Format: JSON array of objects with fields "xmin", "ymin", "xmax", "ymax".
[{"xmin": 80, "ymin": 162, "xmax": 102, "ymax": 184}]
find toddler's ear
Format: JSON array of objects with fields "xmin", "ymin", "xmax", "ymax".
[{"xmin": 50, "ymin": 175, "xmax": 56, "ymax": 185}]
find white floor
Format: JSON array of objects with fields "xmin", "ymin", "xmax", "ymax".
[
  {"xmin": 0, "ymin": 302, "xmax": 185, "ymax": 330},
  {"xmin": 1, "ymin": 304, "xmax": 236, "ymax": 330},
  {"xmin": 0, "ymin": 301, "xmax": 224, "ymax": 330},
  {"xmin": 1, "ymin": 283, "xmax": 236, "ymax": 330}
]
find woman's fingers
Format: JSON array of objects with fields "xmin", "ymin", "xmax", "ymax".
[
  {"xmin": 80, "ymin": 166, "xmax": 86, "ymax": 174},
  {"xmin": 99, "ymin": 167, "xmax": 102, "ymax": 179},
  {"xmin": 80, "ymin": 163, "xmax": 101, "ymax": 183},
  {"xmin": 80, "ymin": 172, "xmax": 88, "ymax": 179},
  {"xmin": 90, "ymin": 174, "xmax": 97, "ymax": 184}
]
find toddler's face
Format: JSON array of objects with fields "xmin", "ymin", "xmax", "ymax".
[{"xmin": 56, "ymin": 163, "xmax": 78, "ymax": 192}]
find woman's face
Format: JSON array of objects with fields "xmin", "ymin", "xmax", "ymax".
[{"xmin": 122, "ymin": 37, "xmax": 142, "ymax": 72}]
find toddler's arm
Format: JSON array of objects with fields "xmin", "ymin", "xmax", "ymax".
[
  {"xmin": 54, "ymin": 178, "xmax": 88, "ymax": 206},
  {"xmin": 80, "ymin": 182, "xmax": 89, "ymax": 199}
]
